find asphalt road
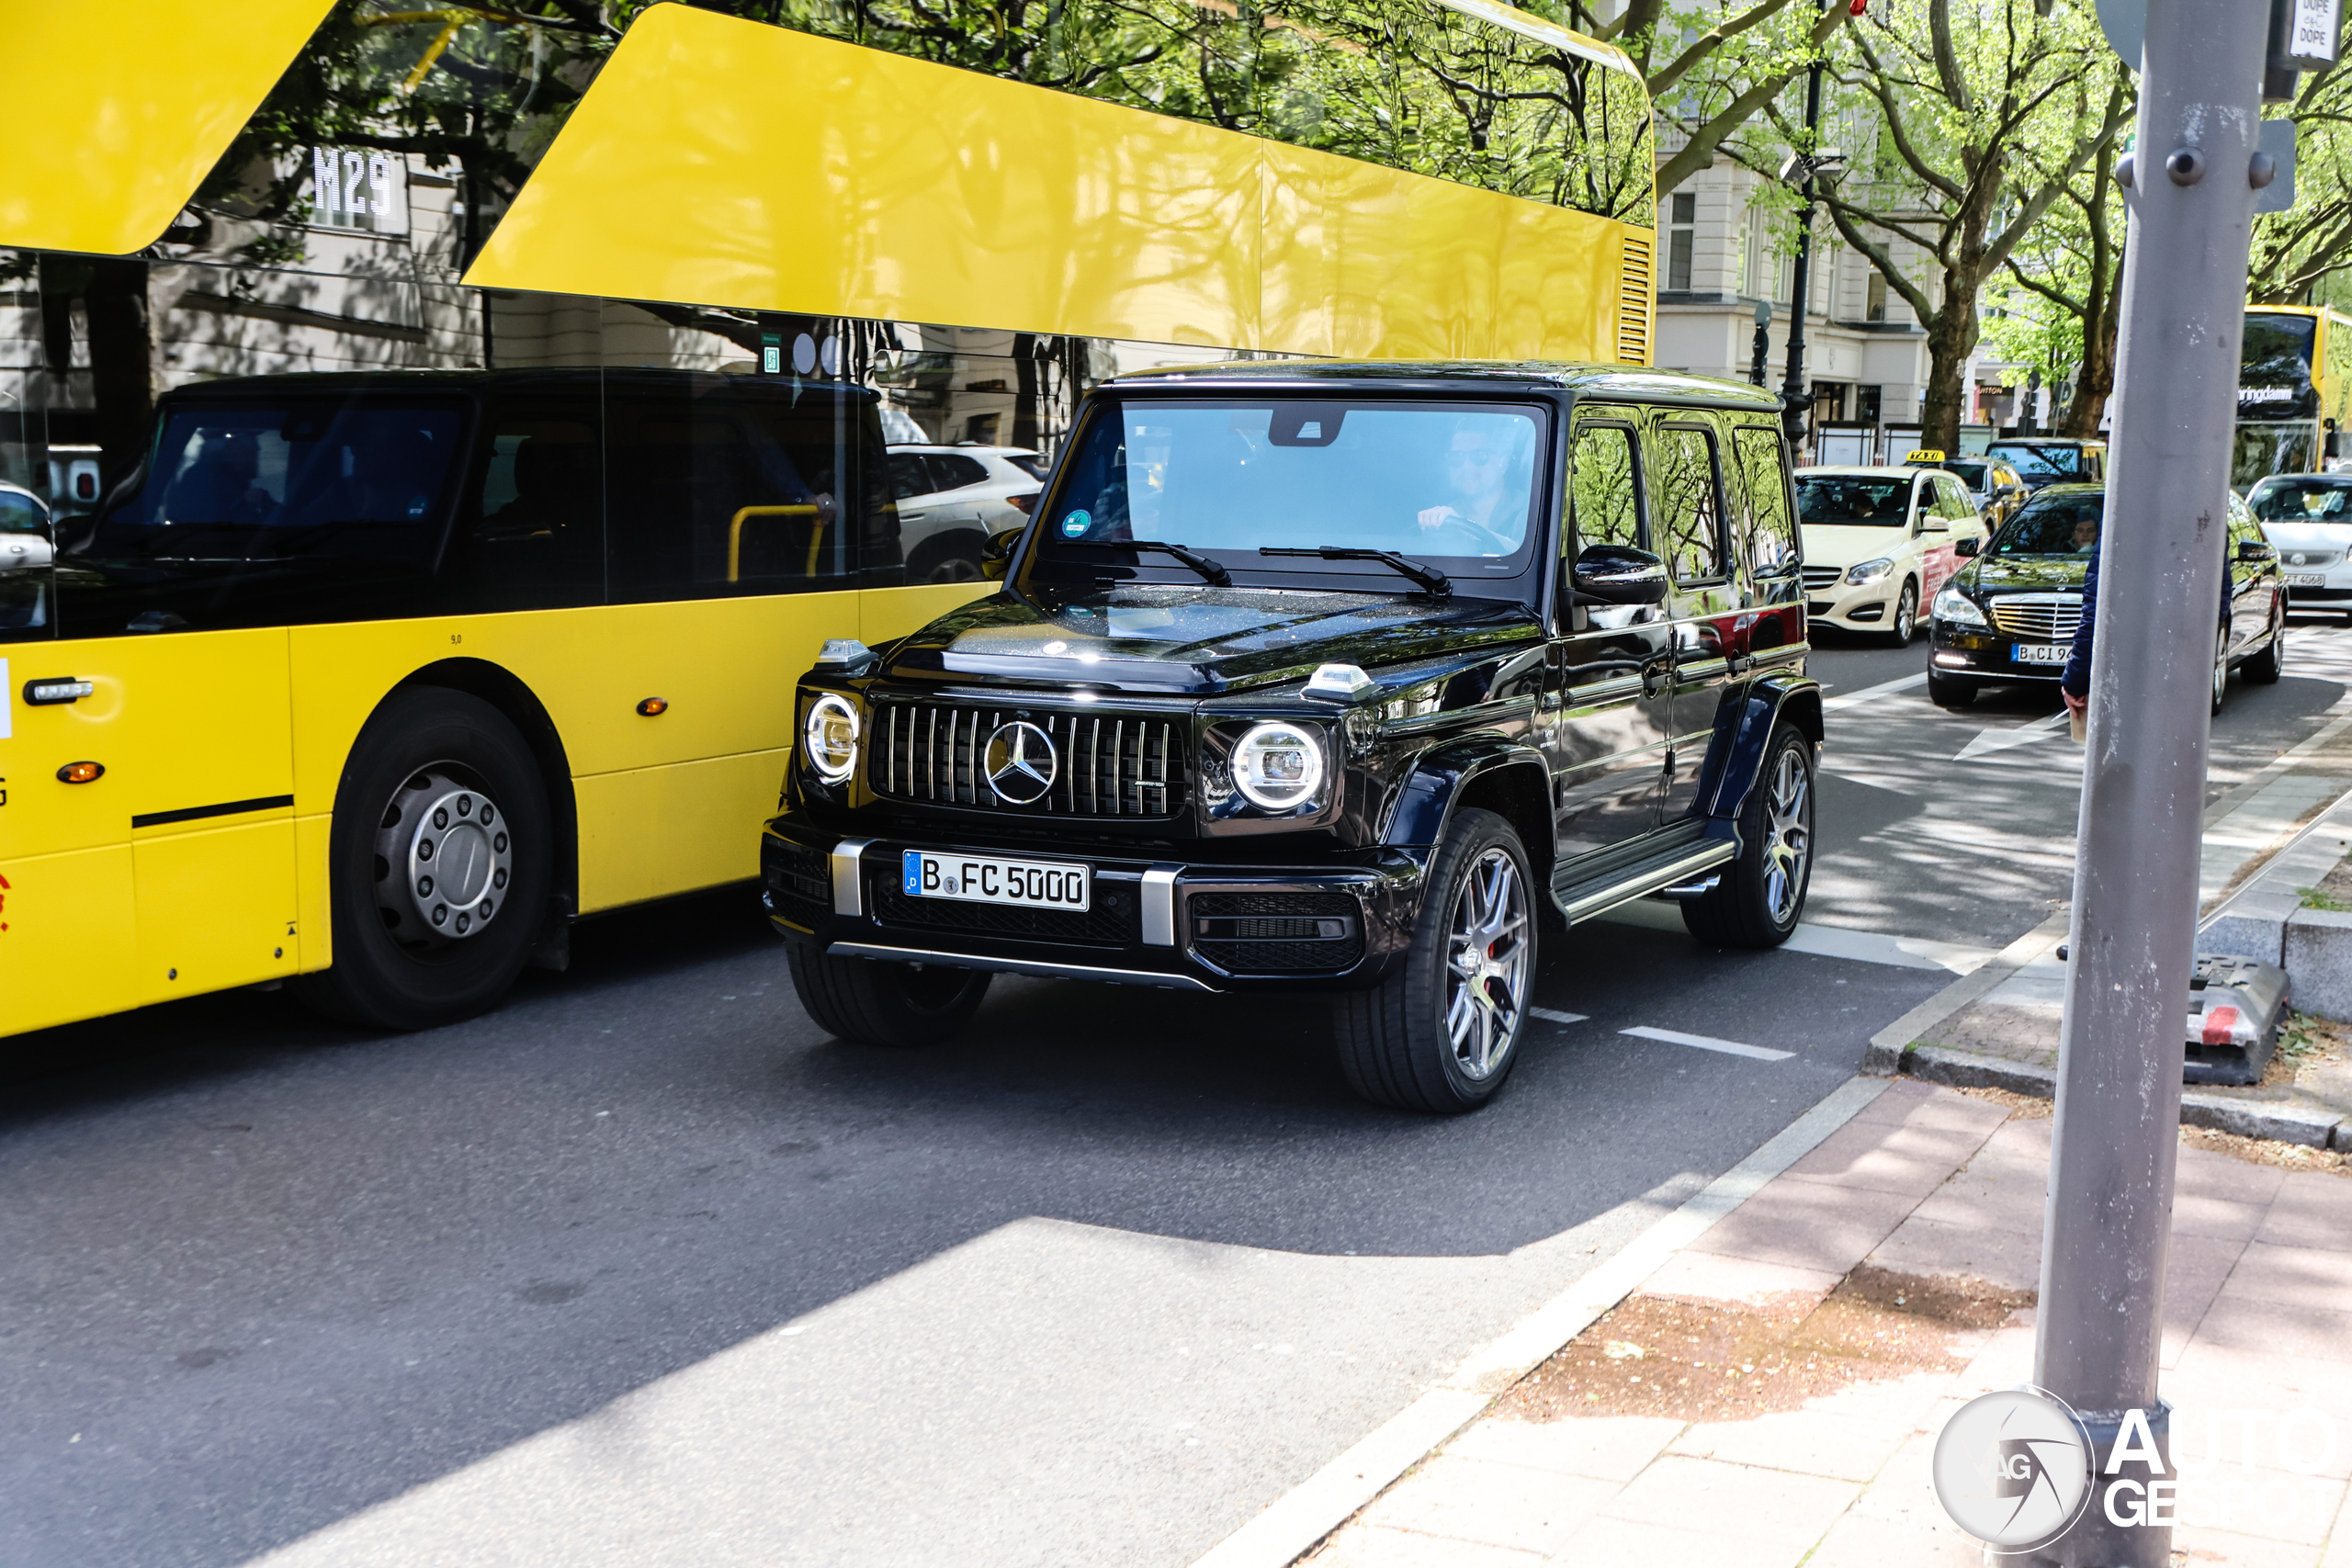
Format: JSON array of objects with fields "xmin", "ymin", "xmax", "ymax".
[{"xmin": 6, "ymin": 618, "xmax": 2348, "ymax": 1568}]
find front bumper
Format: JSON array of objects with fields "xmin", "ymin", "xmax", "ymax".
[
  {"xmin": 1805, "ymin": 576, "xmax": 1907, "ymax": 629},
  {"xmin": 1928, "ymin": 622, "xmax": 2065, "ymax": 682},
  {"xmin": 760, "ymin": 818, "xmax": 1430, "ymax": 994},
  {"xmin": 2282, "ymin": 562, "xmax": 2352, "ymax": 605}
]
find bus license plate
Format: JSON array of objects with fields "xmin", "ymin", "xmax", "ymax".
[
  {"xmin": 902, "ymin": 851, "xmax": 1090, "ymax": 911},
  {"xmin": 2014, "ymin": 643, "xmax": 2069, "ymax": 665},
  {"xmin": 2290, "ymin": 573, "xmax": 2327, "ymax": 587}
]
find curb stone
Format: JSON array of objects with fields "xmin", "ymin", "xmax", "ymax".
[{"xmin": 1885, "ymin": 1042, "xmax": 2352, "ymax": 1149}]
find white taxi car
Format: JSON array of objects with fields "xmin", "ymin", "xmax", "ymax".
[{"xmin": 1795, "ymin": 463, "xmax": 1986, "ymax": 645}]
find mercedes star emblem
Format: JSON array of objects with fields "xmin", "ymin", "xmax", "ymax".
[{"xmin": 984, "ymin": 720, "xmax": 1058, "ymax": 804}]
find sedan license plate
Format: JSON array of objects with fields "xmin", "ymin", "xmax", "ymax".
[
  {"xmin": 2014, "ymin": 642, "xmax": 2070, "ymax": 665},
  {"xmin": 902, "ymin": 850, "xmax": 1090, "ymax": 911},
  {"xmin": 2290, "ymin": 573, "xmax": 2327, "ymax": 587}
]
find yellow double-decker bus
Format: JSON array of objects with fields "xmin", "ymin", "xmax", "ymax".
[
  {"xmin": 0, "ymin": 0, "xmax": 1655, "ymax": 1038},
  {"xmin": 2235, "ymin": 304, "xmax": 2352, "ymax": 489}
]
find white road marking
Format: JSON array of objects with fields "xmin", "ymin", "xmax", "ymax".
[
  {"xmin": 1594, "ymin": 902, "xmax": 1995, "ymax": 974},
  {"xmin": 1953, "ymin": 708, "xmax": 2069, "ymax": 761},
  {"xmin": 1528, "ymin": 1007, "xmax": 1589, "ymax": 1024},
  {"xmin": 1822, "ymin": 671, "xmax": 1928, "ymax": 712},
  {"xmin": 1619, "ymin": 1025, "xmax": 1794, "ymax": 1061}
]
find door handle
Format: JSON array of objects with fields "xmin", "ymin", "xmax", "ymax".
[{"xmin": 1642, "ymin": 662, "xmax": 1670, "ymax": 698}]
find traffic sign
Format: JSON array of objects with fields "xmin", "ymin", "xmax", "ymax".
[{"xmin": 2098, "ymin": 0, "xmax": 2145, "ymax": 67}]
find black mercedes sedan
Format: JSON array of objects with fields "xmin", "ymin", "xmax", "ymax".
[{"xmin": 1926, "ymin": 482, "xmax": 2285, "ymax": 713}]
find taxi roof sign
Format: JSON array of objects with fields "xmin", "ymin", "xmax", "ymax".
[{"xmin": 1906, "ymin": 448, "xmax": 1946, "ymax": 462}]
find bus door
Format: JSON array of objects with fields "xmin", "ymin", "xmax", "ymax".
[
  {"xmin": 1, "ymin": 629, "xmax": 296, "ymax": 1034},
  {"xmin": 574, "ymin": 377, "xmax": 865, "ymax": 908}
]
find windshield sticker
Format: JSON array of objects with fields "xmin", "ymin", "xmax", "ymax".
[{"xmin": 1061, "ymin": 510, "xmax": 1092, "ymax": 538}]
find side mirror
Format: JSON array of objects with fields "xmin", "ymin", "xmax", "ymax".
[
  {"xmin": 1923, "ymin": 515, "xmax": 1950, "ymax": 534},
  {"xmin": 1569, "ymin": 543, "xmax": 1669, "ymax": 605},
  {"xmin": 2237, "ymin": 539, "xmax": 2277, "ymax": 563},
  {"xmin": 980, "ymin": 524, "xmax": 1023, "ymax": 580},
  {"xmin": 1954, "ymin": 536, "xmax": 1981, "ymax": 558}
]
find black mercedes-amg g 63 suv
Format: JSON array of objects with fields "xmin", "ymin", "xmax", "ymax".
[{"xmin": 761, "ymin": 362, "xmax": 1821, "ymax": 1112}]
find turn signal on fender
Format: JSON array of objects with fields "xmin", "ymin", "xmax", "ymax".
[
  {"xmin": 637, "ymin": 697, "xmax": 668, "ymax": 716},
  {"xmin": 57, "ymin": 761, "xmax": 104, "ymax": 784}
]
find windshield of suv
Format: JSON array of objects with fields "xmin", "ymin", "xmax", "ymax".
[
  {"xmin": 2251, "ymin": 476, "xmax": 2352, "ymax": 521},
  {"xmin": 1796, "ymin": 475, "xmax": 1911, "ymax": 525},
  {"xmin": 94, "ymin": 399, "xmax": 464, "ymax": 561},
  {"xmin": 1040, "ymin": 400, "xmax": 1544, "ymax": 580},
  {"xmin": 1993, "ymin": 491, "xmax": 2104, "ymax": 555},
  {"xmin": 1988, "ymin": 443, "xmax": 2091, "ymax": 481}
]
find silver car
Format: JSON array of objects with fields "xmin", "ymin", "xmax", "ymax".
[{"xmin": 886, "ymin": 444, "xmax": 1046, "ymax": 582}]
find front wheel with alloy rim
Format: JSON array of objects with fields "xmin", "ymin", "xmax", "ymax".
[
  {"xmin": 1682, "ymin": 723, "xmax": 1815, "ymax": 949},
  {"xmin": 786, "ymin": 940, "xmax": 993, "ymax": 1047},
  {"xmin": 2212, "ymin": 622, "xmax": 2232, "ymax": 715},
  {"xmin": 2245, "ymin": 604, "xmax": 2285, "ymax": 683},
  {"xmin": 299, "ymin": 687, "xmax": 552, "ymax": 1030},
  {"xmin": 1887, "ymin": 579, "xmax": 1918, "ymax": 646},
  {"xmin": 1335, "ymin": 807, "xmax": 1534, "ymax": 1113}
]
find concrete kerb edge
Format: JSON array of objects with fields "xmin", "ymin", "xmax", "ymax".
[
  {"xmin": 1183, "ymin": 1074, "xmax": 1892, "ymax": 1568},
  {"xmin": 1889, "ymin": 1044, "xmax": 2352, "ymax": 1149},
  {"xmin": 1860, "ymin": 911, "xmax": 2073, "ymax": 1077}
]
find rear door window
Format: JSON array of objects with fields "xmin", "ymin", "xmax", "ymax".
[
  {"xmin": 1730, "ymin": 426, "xmax": 1798, "ymax": 577},
  {"xmin": 924, "ymin": 453, "xmax": 990, "ymax": 491},
  {"xmin": 1648, "ymin": 423, "xmax": 1724, "ymax": 582}
]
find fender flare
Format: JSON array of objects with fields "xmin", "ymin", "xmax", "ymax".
[
  {"xmin": 1382, "ymin": 737, "xmax": 1553, "ymax": 852},
  {"xmin": 1699, "ymin": 676, "xmax": 1822, "ymax": 821}
]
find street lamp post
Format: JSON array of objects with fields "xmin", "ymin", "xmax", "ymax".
[{"xmin": 1776, "ymin": 66, "xmax": 1847, "ymax": 452}]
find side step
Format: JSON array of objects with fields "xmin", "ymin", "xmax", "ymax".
[{"xmin": 1553, "ymin": 838, "xmax": 1736, "ymax": 925}]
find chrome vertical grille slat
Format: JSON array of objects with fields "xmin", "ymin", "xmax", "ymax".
[{"xmin": 868, "ymin": 703, "xmax": 1187, "ymax": 818}]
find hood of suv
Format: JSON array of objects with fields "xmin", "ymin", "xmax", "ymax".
[
  {"xmin": 881, "ymin": 585, "xmax": 1543, "ymax": 695},
  {"xmin": 1964, "ymin": 555, "xmax": 2089, "ymax": 595}
]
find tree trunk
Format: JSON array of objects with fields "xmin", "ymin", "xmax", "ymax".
[
  {"xmin": 2061, "ymin": 245, "xmax": 2121, "ymax": 436},
  {"xmin": 1919, "ymin": 276, "xmax": 1978, "ymax": 456}
]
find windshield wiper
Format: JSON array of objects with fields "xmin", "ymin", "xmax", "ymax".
[
  {"xmin": 1060, "ymin": 537, "xmax": 1231, "ymax": 586},
  {"xmin": 1260, "ymin": 546, "xmax": 1452, "ymax": 597}
]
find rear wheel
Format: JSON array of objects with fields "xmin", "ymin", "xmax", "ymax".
[
  {"xmin": 300, "ymin": 688, "xmax": 552, "ymax": 1031},
  {"xmin": 1335, "ymin": 807, "xmax": 1532, "ymax": 1114},
  {"xmin": 1928, "ymin": 667, "xmax": 1977, "ymax": 709},
  {"xmin": 1886, "ymin": 579, "xmax": 1918, "ymax": 647},
  {"xmin": 1683, "ymin": 725, "xmax": 1815, "ymax": 949},
  {"xmin": 786, "ymin": 939, "xmax": 992, "ymax": 1047},
  {"xmin": 906, "ymin": 532, "xmax": 987, "ymax": 584}
]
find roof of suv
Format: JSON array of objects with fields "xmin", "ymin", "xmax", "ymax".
[{"xmin": 1106, "ymin": 358, "xmax": 1785, "ymax": 411}]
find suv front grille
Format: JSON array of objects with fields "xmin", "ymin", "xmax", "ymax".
[
  {"xmin": 871, "ymin": 704, "xmax": 1185, "ymax": 818},
  {"xmin": 1989, "ymin": 595, "xmax": 2084, "ymax": 642}
]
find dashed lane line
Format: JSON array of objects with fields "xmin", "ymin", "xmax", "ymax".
[
  {"xmin": 1528, "ymin": 1007, "xmax": 1590, "ymax": 1024},
  {"xmin": 1619, "ymin": 1025, "xmax": 1795, "ymax": 1062}
]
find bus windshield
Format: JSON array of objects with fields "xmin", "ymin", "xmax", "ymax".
[
  {"xmin": 1796, "ymin": 476, "xmax": 1910, "ymax": 525},
  {"xmin": 1042, "ymin": 401, "xmax": 1544, "ymax": 575},
  {"xmin": 95, "ymin": 400, "xmax": 464, "ymax": 562},
  {"xmin": 1993, "ymin": 492, "xmax": 2104, "ymax": 556},
  {"xmin": 2234, "ymin": 423, "xmax": 2319, "ymax": 491}
]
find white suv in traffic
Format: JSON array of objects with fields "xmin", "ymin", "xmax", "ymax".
[
  {"xmin": 1795, "ymin": 465, "xmax": 1986, "ymax": 645},
  {"xmin": 886, "ymin": 444, "xmax": 1046, "ymax": 582}
]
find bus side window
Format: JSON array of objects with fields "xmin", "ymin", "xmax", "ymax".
[
  {"xmin": 456, "ymin": 409, "xmax": 604, "ymax": 612},
  {"xmin": 1730, "ymin": 424, "xmax": 1799, "ymax": 579}
]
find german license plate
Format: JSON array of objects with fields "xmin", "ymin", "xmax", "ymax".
[
  {"xmin": 2014, "ymin": 642, "xmax": 2069, "ymax": 665},
  {"xmin": 2290, "ymin": 573, "xmax": 2327, "ymax": 587},
  {"xmin": 901, "ymin": 850, "xmax": 1090, "ymax": 911}
]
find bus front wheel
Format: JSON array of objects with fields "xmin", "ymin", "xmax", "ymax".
[{"xmin": 301, "ymin": 688, "xmax": 553, "ymax": 1031}]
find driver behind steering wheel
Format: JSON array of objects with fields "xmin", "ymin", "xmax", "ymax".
[{"xmin": 1417, "ymin": 419, "xmax": 1527, "ymax": 554}]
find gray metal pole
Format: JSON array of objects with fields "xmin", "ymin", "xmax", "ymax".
[
  {"xmin": 1778, "ymin": 59, "xmax": 1825, "ymax": 449},
  {"xmin": 2031, "ymin": 0, "xmax": 2267, "ymax": 1562}
]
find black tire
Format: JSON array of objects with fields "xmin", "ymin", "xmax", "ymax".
[
  {"xmin": 1886, "ymin": 579, "xmax": 1918, "ymax": 647},
  {"xmin": 1335, "ymin": 807, "xmax": 1534, "ymax": 1114},
  {"xmin": 2211, "ymin": 621, "xmax": 2231, "ymax": 716},
  {"xmin": 1682, "ymin": 725, "xmax": 1815, "ymax": 949},
  {"xmin": 299, "ymin": 688, "xmax": 552, "ymax": 1031},
  {"xmin": 1928, "ymin": 667, "xmax": 1977, "ymax": 709},
  {"xmin": 905, "ymin": 532, "xmax": 987, "ymax": 585},
  {"xmin": 786, "ymin": 938, "xmax": 991, "ymax": 1047},
  {"xmin": 2245, "ymin": 604, "xmax": 2285, "ymax": 683}
]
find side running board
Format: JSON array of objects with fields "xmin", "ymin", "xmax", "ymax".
[{"xmin": 1552, "ymin": 838, "xmax": 1736, "ymax": 925}]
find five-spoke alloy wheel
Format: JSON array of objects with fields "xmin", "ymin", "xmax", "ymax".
[
  {"xmin": 1683, "ymin": 723, "xmax": 1815, "ymax": 949},
  {"xmin": 1442, "ymin": 845, "xmax": 1532, "ymax": 1083}
]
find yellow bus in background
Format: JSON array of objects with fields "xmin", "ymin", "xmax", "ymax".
[
  {"xmin": 2236, "ymin": 304, "xmax": 2352, "ymax": 488},
  {"xmin": 0, "ymin": 0, "xmax": 1654, "ymax": 1038}
]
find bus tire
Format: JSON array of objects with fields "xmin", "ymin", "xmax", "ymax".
[
  {"xmin": 784, "ymin": 938, "xmax": 992, "ymax": 1047},
  {"xmin": 300, "ymin": 688, "xmax": 553, "ymax": 1032}
]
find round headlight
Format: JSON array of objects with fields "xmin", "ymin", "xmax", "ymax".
[
  {"xmin": 1231, "ymin": 721, "xmax": 1326, "ymax": 811},
  {"xmin": 804, "ymin": 693, "xmax": 860, "ymax": 784}
]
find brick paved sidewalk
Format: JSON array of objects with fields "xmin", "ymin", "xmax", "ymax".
[{"xmin": 1300, "ymin": 1081, "xmax": 2352, "ymax": 1567}]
